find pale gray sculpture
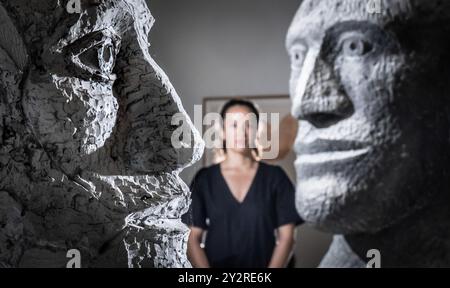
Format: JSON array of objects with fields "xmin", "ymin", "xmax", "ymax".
[
  {"xmin": 0, "ymin": 0, "xmax": 204, "ymax": 267},
  {"xmin": 287, "ymin": 0, "xmax": 450, "ymax": 267}
]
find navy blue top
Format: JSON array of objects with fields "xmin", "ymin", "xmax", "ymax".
[{"xmin": 182, "ymin": 162, "xmax": 303, "ymax": 268}]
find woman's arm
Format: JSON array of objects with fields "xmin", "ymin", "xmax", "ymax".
[
  {"xmin": 268, "ymin": 224, "xmax": 296, "ymax": 268},
  {"xmin": 187, "ymin": 227, "xmax": 210, "ymax": 268}
]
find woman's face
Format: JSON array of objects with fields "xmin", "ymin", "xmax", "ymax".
[{"xmin": 223, "ymin": 105, "xmax": 258, "ymax": 154}]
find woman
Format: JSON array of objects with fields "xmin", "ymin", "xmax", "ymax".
[{"xmin": 183, "ymin": 99, "xmax": 303, "ymax": 268}]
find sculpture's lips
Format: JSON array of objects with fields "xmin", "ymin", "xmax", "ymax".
[{"xmin": 295, "ymin": 139, "xmax": 370, "ymax": 165}]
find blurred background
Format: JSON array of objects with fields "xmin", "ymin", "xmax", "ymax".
[{"xmin": 146, "ymin": 0, "xmax": 332, "ymax": 268}]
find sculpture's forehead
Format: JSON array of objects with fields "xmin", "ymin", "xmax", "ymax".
[
  {"xmin": 287, "ymin": 0, "xmax": 415, "ymax": 47},
  {"xmin": 81, "ymin": 0, "xmax": 154, "ymax": 32},
  {"xmin": 56, "ymin": 0, "xmax": 154, "ymax": 48},
  {"xmin": 1, "ymin": 0, "xmax": 153, "ymax": 42},
  {"xmin": 0, "ymin": 0, "xmax": 155, "ymax": 64}
]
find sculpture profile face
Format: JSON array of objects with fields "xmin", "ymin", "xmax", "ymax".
[
  {"xmin": 0, "ymin": 0, "xmax": 203, "ymax": 267},
  {"xmin": 287, "ymin": 0, "xmax": 450, "ymax": 234},
  {"xmin": 17, "ymin": 0, "xmax": 201, "ymax": 175}
]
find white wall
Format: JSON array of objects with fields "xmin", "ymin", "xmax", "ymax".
[{"xmin": 147, "ymin": 0, "xmax": 332, "ymax": 268}]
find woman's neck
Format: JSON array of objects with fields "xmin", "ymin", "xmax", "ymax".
[{"xmin": 222, "ymin": 149, "xmax": 256, "ymax": 169}]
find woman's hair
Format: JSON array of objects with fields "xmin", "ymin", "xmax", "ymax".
[
  {"xmin": 219, "ymin": 99, "xmax": 260, "ymax": 156},
  {"xmin": 220, "ymin": 99, "xmax": 260, "ymax": 124}
]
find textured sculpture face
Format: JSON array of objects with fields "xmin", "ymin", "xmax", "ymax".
[
  {"xmin": 288, "ymin": 0, "xmax": 450, "ymax": 234},
  {"xmin": 0, "ymin": 0, "xmax": 203, "ymax": 267}
]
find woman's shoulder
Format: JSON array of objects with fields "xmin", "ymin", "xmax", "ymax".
[
  {"xmin": 258, "ymin": 162, "xmax": 291, "ymax": 182},
  {"xmin": 190, "ymin": 164, "xmax": 220, "ymax": 191},
  {"xmin": 194, "ymin": 163, "xmax": 220, "ymax": 179},
  {"xmin": 258, "ymin": 161, "xmax": 284, "ymax": 173}
]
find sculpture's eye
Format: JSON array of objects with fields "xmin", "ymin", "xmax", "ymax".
[
  {"xmin": 77, "ymin": 39, "xmax": 116, "ymax": 76},
  {"xmin": 289, "ymin": 44, "xmax": 307, "ymax": 70},
  {"xmin": 63, "ymin": 29, "xmax": 121, "ymax": 82},
  {"xmin": 340, "ymin": 36, "xmax": 373, "ymax": 57}
]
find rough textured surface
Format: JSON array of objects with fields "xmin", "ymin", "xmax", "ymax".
[
  {"xmin": 288, "ymin": 0, "xmax": 450, "ymax": 267},
  {"xmin": 0, "ymin": 0, "xmax": 204, "ymax": 267}
]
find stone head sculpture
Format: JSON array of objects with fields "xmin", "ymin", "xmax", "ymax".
[
  {"xmin": 287, "ymin": 0, "xmax": 450, "ymax": 267},
  {"xmin": 0, "ymin": 0, "xmax": 204, "ymax": 267}
]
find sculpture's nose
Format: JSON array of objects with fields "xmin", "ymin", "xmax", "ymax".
[
  {"xmin": 292, "ymin": 55, "xmax": 354, "ymax": 129},
  {"xmin": 169, "ymin": 103, "xmax": 205, "ymax": 171},
  {"xmin": 121, "ymin": 70, "xmax": 204, "ymax": 173},
  {"xmin": 114, "ymin": 39, "xmax": 204, "ymax": 174}
]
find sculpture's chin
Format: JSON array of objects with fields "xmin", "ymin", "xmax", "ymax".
[
  {"xmin": 87, "ymin": 219, "xmax": 191, "ymax": 268},
  {"xmin": 123, "ymin": 219, "xmax": 192, "ymax": 268},
  {"xmin": 295, "ymin": 173, "xmax": 348, "ymax": 231},
  {"xmin": 294, "ymin": 148, "xmax": 414, "ymax": 234},
  {"xmin": 296, "ymin": 185, "xmax": 418, "ymax": 235}
]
